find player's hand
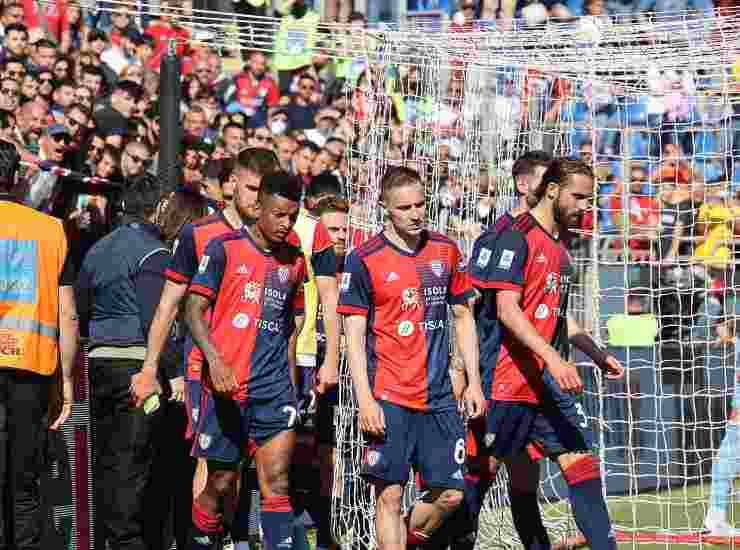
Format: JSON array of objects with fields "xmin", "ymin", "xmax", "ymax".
[
  {"xmin": 130, "ymin": 367, "xmax": 162, "ymax": 408},
  {"xmin": 316, "ymin": 362, "xmax": 338, "ymax": 395},
  {"xmin": 463, "ymin": 383, "xmax": 486, "ymax": 419},
  {"xmin": 604, "ymin": 355, "xmax": 625, "ymax": 380},
  {"xmin": 547, "ymin": 359, "xmax": 583, "ymax": 394},
  {"xmin": 358, "ymin": 398, "xmax": 385, "ymax": 437},
  {"xmin": 450, "ymin": 368, "xmax": 467, "ymax": 405},
  {"xmin": 208, "ymin": 357, "xmax": 238, "ymax": 394},
  {"xmin": 169, "ymin": 376, "xmax": 185, "ymax": 402}
]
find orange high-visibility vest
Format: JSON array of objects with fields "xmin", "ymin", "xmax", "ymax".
[{"xmin": 0, "ymin": 200, "xmax": 67, "ymax": 376}]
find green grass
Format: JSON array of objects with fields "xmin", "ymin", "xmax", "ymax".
[{"xmin": 539, "ymin": 483, "xmax": 740, "ymax": 549}]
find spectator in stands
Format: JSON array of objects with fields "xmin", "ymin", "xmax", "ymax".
[
  {"xmin": 610, "ymin": 164, "xmax": 660, "ymax": 259},
  {"xmin": 94, "ymin": 80, "xmax": 144, "ymax": 138},
  {"xmin": 0, "ymin": 5, "xmax": 24, "ymax": 40},
  {"xmin": 657, "ymin": 177, "xmax": 695, "ymax": 261},
  {"xmin": 1, "ymin": 23, "xmax": 27, "ymax": 64},
  {"xmin": 287, "ymin": 74, "xmax": 321, "ymax": 131}
]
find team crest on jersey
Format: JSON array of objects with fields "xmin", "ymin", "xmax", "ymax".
[
  {"xmin": 544, "ymin": 272, "xmax": 558, "ymax": 294},
  {"xmin": 365, "ymin": 450, "xmax": 381, "ymax": 467},
  {"xmin": 198, "ymin": 255, "xmax": 210, "ymax": 274},
  {"xmin": 340, "ymin": 272, "xmax": 351, "ymax": 291},
  {"xmin": 430, "ymin": 260, "xmax": 444, "ymax": 278},
  {"xmin": 397, "ymin": 320, "xmax": 415, "ymax": 337},
  {"xmin": 277, "ymin": 266, "xmax": 290, "ymax": 284},
  {"xmin": 242, "ymin": 281, "xmax": 262, "ymax": 303},
  {"xmin": 401, "ymin": 287, "xmax": 420, "ymax": 310},
  {"xmin": 199, "ymin": 434, "xmax": 212, "ymax": 450}
]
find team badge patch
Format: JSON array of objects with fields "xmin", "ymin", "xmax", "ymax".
[
  {"xmin": 365, "ymin": 450, "xmax": 381, "ymax": 467},
  {"xmin": 340, "ymin": 272, "xmax": 351, "ymax": 291},
  {"xmin": 477, "ymin": 248, "xmax": 492, "ymax": 268},
  {"xmin": 198, "ymin": 255, "xmax": 210, "ymax": 274},
  {"xmin": 498, "ymin": 250, "xmax": 515, "ymax": 270}
]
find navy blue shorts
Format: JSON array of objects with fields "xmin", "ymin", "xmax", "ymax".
[
  {"xmin": 184, "ymin": 378, "xmax": 202, "ymax": 440},
  {"xmin": 486, "ymin": 393, "xmax": 593, "ymax": 461},
  {"xmin": 316, "ymin": 387, "xmax": 338, "ymax": 446},
  {"xmin": 191, "ymin": 390, "xmax": 298, "ymax": 464},
  {"xmin": 362, "ymin": 401, "xmax": 466, "ymax": 490}
]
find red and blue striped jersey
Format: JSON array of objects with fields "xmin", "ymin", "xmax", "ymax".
[
  {"xmin": 165, "ymin": 212, "xmax": 238, "ymax": 380},
  {"xmin": 189, "ymin": 229, "xmax": 306, "ymax": 402},
  {"xmin": 337, "ymin": 230, "xmax": 474, "ymax": 412},
  {"xmin": 471, "ymin": 213, "xmax": 574, "ymax": 404},
  {"xmin": 469, "ymin": 212, "xmax": 514, "ymax": 401}
]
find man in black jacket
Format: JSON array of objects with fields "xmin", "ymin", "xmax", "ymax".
[{"xmin": 76, "ymin": 181, "xmax": 173, "ymax": 550}]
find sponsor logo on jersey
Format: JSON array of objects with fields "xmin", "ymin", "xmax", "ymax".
[
  {"xmin": 398, "ymin": 320, "xmax": 415, "ymax": 337},
  {"xmin": 236, "ymin": 264, "xmax": 251, "ymax": 276},
  {"xmin": 534, "ymin": 303, "xmax": 550, "ymax": 320},
  {"xmin": 192, "ymin": 407, "xmax": 199, "ymax": 423},
  {"xmin": 198, "ymin": 254, "xmax": 210, "ymax": 273},
  {"xmin": 536, "ymin": 252, "xmax": 547, "ymax": 263},
  {"xmin": 477, "ymin": 247, "xmax": 492, "ymax": 268},
  {"xmin": 498, "ymin": 249, "xmax": 515, "ymax": 270},
  {"xmin": 386, "ymin": 271, "xmax": 400, "ymax": 282},
  {"xmin": 430, "ymin": 260, "xmax": 444, "ymax": 278},
  {"xmin": 242, "ymin": 281, "xmax": 262, "ymax": 303},
  {"xmin": 401, "ymin": 287, "xmax": 420, "ymax": 310},
  {"xmin": 277, "ymin": 266, "xmax": 290, "ymax": 284},
  {"xmin": 232, "ymin": 313, "xmax": 250, "ymax": 329}
]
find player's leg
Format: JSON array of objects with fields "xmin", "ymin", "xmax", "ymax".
[
  {"xmin": 705, "ymin": 419, "xmax": 740, "ymax": 535},
  {"xmin": 540, "ymin": 400, "xmax": 616, "ymax": 550},
  {"xmin": 504, "ymin": 450, "xmax": 550, "ymax": 550},
  {"xmin": 188, "ymin": 390, "xmax": 246, "ymax": 550},
  {"xmin": 487, "ymin": 401, "xmax": 553, "ymax": 550},
  {"xmin": 408, "ymin": 408, "xmax": 466, "ymax": 544},
  {"xmin": 314, "ymin": 387, "xmax": 339, "ymax": 550},
  {"xmin": 362, "ymin": 401, "xmax": 416, "ymax": 550},
  {"xmin": 252, "ymin": 399, "xmax": 299, "ymax": 550}
]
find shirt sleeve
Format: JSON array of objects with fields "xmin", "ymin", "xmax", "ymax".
[
  {"xmin": 165, "ymin": 223, "xmax": 197, "ymax": 284},
  {"xmin": 293, "ymin": 263, "xmax": 306, "ymax": 317},
  {"xmin": 336, "ymin": 251, "xmax": 372, "ymax": 317},
  {"xmin": 135, "ymin": 251, "xmax": 170, "ymax": 341},
  {"xmin": 311, "ymin": 222, "xmax": 338, "ymax": 278},
  {"xmin": 448, "ymin": 243, "xmax": 474, "ymax": 305},
  {"xmin": 59, "ymin": 251, "xmax": 76, "ymax": 286},
  {"xmin": 469, "ymin": 228, "xmax": 529, "ymax": 292},
  {"xmin": 188, "ymin": 239, "xmax": 226, "ymax": 301}
]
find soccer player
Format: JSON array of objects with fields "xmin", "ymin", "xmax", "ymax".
[
  {"xmin": 338, "ymin": 166, "xmax": 485, "ymax": 550},
  {"xmin": 473, "ymin": 158, "xmax": 618, "ymax": 550},
  {"xmin": 130, "ymin": 148, "xmax": 281, "ymax": 550},
  {"xmin": 314, "ymin": 194, "xmax": 349, "ymax": 550},
  {"xmin": 185, "ymin": 173, "xmax": 307, "ymax": 550}
]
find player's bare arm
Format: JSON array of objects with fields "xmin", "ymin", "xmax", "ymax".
[
  {"xmin": 451, "ymin": 302, "xmax": 485, "ymax": 418},
  {"xmin": 315, "ymin": 275, "xmax": 340, "ymax": 393},
  {"xmin": 566, "ymin": 315, "xmax": 624, "ymax": 380},
  {"xmin": 52, "ymin": 285, "xmax": 79, "ymax": 430},
  {"xmin": 131, "ymin": 280, "xmax": 187, "ymax": 406},
  {"xmin": 185, "ymin": 292, "xmax": 237, "ymax": 394},
  {"xmin": 497, "ymin": 289, "xmax": 583, "ymax": 393},
  {"xmin": 344, "ymin": 313, "xmax": 385, "ymax": 437}
]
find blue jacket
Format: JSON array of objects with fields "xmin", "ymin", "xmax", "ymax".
[{"xmin": 77, "ymin": 221, "xmax": 172, "ymax": 362}]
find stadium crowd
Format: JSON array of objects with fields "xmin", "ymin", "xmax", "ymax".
[{"xmin": 0, "ymin": 0, "xmax": 739, "ymax": 550}]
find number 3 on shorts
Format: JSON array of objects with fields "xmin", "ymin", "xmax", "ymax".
[
  {"xmin": 574, "ymin": 402, "xmax": 588, "ymax": 428},
  {"xmin": 283, "ymin": 405, "xmax": 298, "ymax": 428},
  {"xmin": 454, "ymin": 438, "xmax": 466, "ymax": 465}
]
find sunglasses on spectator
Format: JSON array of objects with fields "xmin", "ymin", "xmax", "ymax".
[{"xmin": 39, "ymin": 77, "xmax": 53, "ymax": 83}]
